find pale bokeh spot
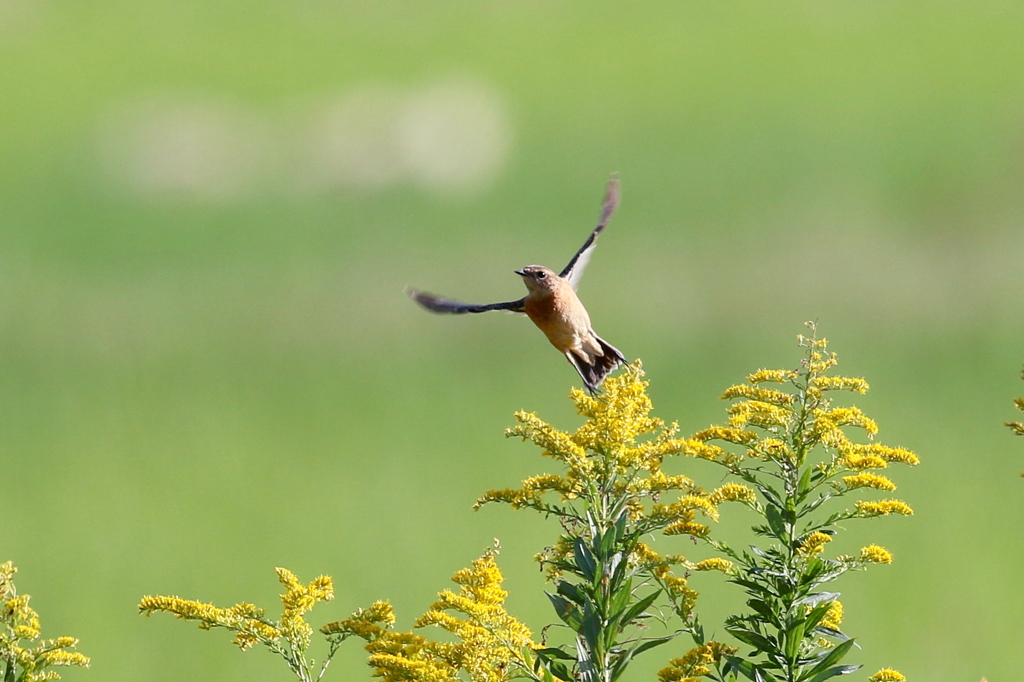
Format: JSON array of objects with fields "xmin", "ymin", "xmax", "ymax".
[
  {"xmin": 97, "ymin": 94, "xmax": 275, "ymax": 201},
  {"xmin": 294, "ymin": 84, "xmax": 408, "ymax": 191},
  {"xmin": 98, "ymin": 77, "xmax": 513, "ymax": 200},
  {"xmin": 397, "ymin": 78, "xmax": 513, "ymax": 195}
]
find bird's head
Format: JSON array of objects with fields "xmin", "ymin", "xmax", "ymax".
[{"xmin": 515, "ymin": 265, "xmax": 560, "ymax": 294}]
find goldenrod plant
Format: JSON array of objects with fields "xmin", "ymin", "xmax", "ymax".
[
  {"xmin": 138, "ymin": 324, "xmax": 918, "ymax": 682},
  {"xmin": 325, "ymin": 545, "xmax": 538, "ymax": 682},
  {"xmin": 138, "ymin": 567, "xmax": 336, "ymax": 682},
  {"xmin": 685, "ymin": 323, "xmax": 916, "ymax": 682},
  {"xmin": 477, "ymin": 365, "xmax": 739, "ymax": 682},
  {"xmin": 0, "ymin": 560, "xmax": 90, "ymax": 682}
]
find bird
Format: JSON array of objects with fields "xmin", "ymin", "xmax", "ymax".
[{"xmin": 407, "ymin": 176, "xmax": 626, "ymax": 393}]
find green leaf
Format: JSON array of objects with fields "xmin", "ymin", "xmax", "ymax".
[
  {"xmin": 745, "ymin": 598, "xmax": 779, "ymax": 626},
  {"xmin": 580, "ymin": 600, "xmax": 603, "ymax": 657},
  {"xmin": 802, "ymin": 601, "xmax": 835, "ymax": 633},
  {"xmin": 617, "ymin": 589, "xmax": 662, "ymax": 627},
  {"xmin": 803, "ymin": 664, "xmax": 862, "ymax": 682},
  {"xmin": 794, "ymin": 591, "xmax": 840, "ymax": 608},
  {"xmin": 797, "ymin": 467, "xmax": 813, "ymax": 498},
  {"xmin": 804, "ymin": 638, "xmax": 856, "ymax": 678},
  {"xmin": 574, "ymin": 539, "xmax": 597, "ymax": 583},
  {"xmin": 629, "ymin": 634, "xmax": 674, "ymax": 657},
  {"xmin": 783, "ymin": 620, "xmax": 804, "ymax": 663},
  {"xmin": 812, "ymin": 626, "xmax": 849, "ymax": 642},
  {"xmin": 535, "ymin": 647, "xmax": 576, "ymax": 662},
  {"xmin": 765, "ymin": 506, "xmax": 787, "ymax": 537},
  {"xmin": 546, "ymin": 592, "xmax": 582, "ymax": 630},
  {"xmin": 759, "ymin": 484, "xmax": 786, "ymax": 511},
  {"xmin": 724, "ymin": 656, "xmax": 769, "ymax": 682},
  {"xmin": 600, "ymin": 525, "xmax": 619, "ymax": 557},
  {"xmin": 725, "ymin": 625, "xmax": 775, "ymax": 653},
  {"xmin": 608, "ymin": 578, "xmax": 633, "ymax": 620},
  {"xmin": 557, "ymin": 581, "xmax": 587, "ymax": 606}
]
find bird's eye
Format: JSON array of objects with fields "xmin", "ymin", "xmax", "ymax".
[{"xmin": 536, "ymin": 271, "xmax": 547, "ymax": 279}]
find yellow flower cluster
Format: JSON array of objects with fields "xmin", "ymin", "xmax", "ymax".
[
  {"xmin": 814, "ymin": 600, "xmax": 844, "ymax": 647},
  {"xmin": 631, "ymin": 544, "xmax": 697, "ymax": 612},
  {"xmin": 747, "ymin": 369, "xmax": 798, "ymax": 384},
  {"xmin": 840, "ymin": 472, "xmax": 897, "ymax": 492},
  {"xmin": 657, "ymin": 642, "xmax": 737, "ymax": 682},
  {"xmin": 0, "ymin": 561, "xmax": 90, "ymax": 681},
  {"xmin": 841, "ymin": 443, "xmax": 919, "ymax": 471},
  {"xmin": 819, "ymin": 600, "xmax": 843, "ymax": 631},
  {"xmin": 708, "ymin": 483, "xmax": 757, "ymax": 505},
  {"xmin": 692, "ymin": 558, "xmax": 734, "ymax": 574},
  {"xmin": 868, "ymin": 668, "xmax": 907, "ymax": 682},
  {"xmin": 321, "ymin": 600, "xmax": 394, "ymax": 640},
  {"xmin": 139, "ymin": 567, "xmax": 332, "ymax": 653},
  {"xmin": 480, "ymin": 363, "xmax": 729, "ymax": 536},
  {"xmin": 855, "ymin": 500, "xmax": 914, "ymax": 518},
  {"xmin": 339, "ymin": 550, "xmax": 536, "ymax": 682},
  {"xmin": 798, "ymin": 531, "xmax": 833, "ymax": 557},
  {"xmin": 860, "ymin": 545, "xmax": 894, "ymax": 564}
]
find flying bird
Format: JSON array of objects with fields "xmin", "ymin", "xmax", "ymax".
[{"xmin": 408, "ymin": 176, "xmax": 626, "ymax": 393}]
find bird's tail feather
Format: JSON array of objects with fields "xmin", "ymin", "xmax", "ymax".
[{"xmin": 567, "ymin": 336, "xmax": 627, "ymax": 394}]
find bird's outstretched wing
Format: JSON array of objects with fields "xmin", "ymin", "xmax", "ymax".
[
  {"xmin": 559, "ymin": 175, "xmax": 621, "ymax": 290},
  {"xmin": 407, "ymin": 288, "xmax": 526, "ymax": 314}
]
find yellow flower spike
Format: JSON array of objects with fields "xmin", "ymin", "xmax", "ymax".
[
  {"xmin": 0, "ymin": 561, "xmax": 16, "ymax": 600},
  {"xmin": 709, "ymin": 483, "xmax": 757, "ymax": 505},
  {"xmin": 868, "ymin": 669, "xmax": 906, "ymax": 682},
  {"xmin": 657, "ymin": 642, "xmax": 736, "ymax": 682},
  {"xmin": 727, "ymin": 401, "xmax": 793, "ymax": 430},
  {"xmin": 820, "ymin": 407, "xmax": 879, "ymax": 437},
  {"xmin": 819, "ymin": 600, "xmax": 843, "ymax": 631},
  {"xmin": 860, "ymin": 545, "xmax": 893, "ymax": 564},
  {"xmin": 841, "ymin": 472, "xmax": 897, "ymax": 492},
  {"xmin": 855, "ymin": 499, "xmax": 914, "ymax": 517},
  {"xmin": 679, "ymin": 439, "xmax": 729, "ymax": 461},
  {"xmin": 670, "ymin": 495, "xmax": 720, "ymax": 521},
  {"xmin": 474, "ymin": 488, "xmax": 541, "ymax": 510},
  {"xmin": 664, "ymin": 520, "xmax": 710, "ymax": 537},
  {"xmin": 865, "ymin": 444, "xmax": 920, "ymax": 466},
  {"xmin": 721, "ymin": 384, "xmax": 796, "ymax": 406},
  {"xmin": 693, "ymin": 558, "xmax": 734, "ymax": 573},
  {"xmin": 812, "ymin": 376, "xmax": 869, "ymax": 394},
  {"xmin": 747, "ymin": 369, "xmax": 798, "ymax": 384},
  {"xmin": 356, "ymin": 549, "xmax": 536, "ymax": 682},
  {"xmin": 692, "ymin": 426, "xmax": 759, "ymax": 446},
  {"xmin": 798, "ymin": 531, "xmax": 832, "ymax": 557},
  {"xmin": 841, "ymin": 453, "xmax": 888, "ymax": 471}
]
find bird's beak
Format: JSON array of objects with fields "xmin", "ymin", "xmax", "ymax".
[{"xmin": 514, "ymin": 269, "xmax": 526, "ymax": 276}]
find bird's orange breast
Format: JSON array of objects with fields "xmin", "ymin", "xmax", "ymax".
[{"xmin": 523, "ymin": 286, "xmax": 592, "ymax": 353}]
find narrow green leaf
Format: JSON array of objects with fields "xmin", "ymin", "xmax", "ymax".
[
  {"xmin": 724, "ymin": 656, "xmax": 765, "ymax": 682},
  {"xmin": 765, "ymin": 506, "xmax": 787, "ymax": 537},
  {"xmin": 797, "ymin": 467, "xmax": 813, "ymax": 497},
  {"xmin": 725, "ymin": 625, "xmax": 775, "ymax": 652},
  {"xmin": 794, "ymin": 591, "xmax": 840, "ymax": 608},
  {"xmin": 618, "ymin": 589, "xmax": 662, "ymax": 627},
  {"xmin": 631, "ymin": 635, "xmax": 674, "ymax": 656},
  {"xmin": 803, "ymin": 664, "xmax": 862, "ymax": 682},
  {"xmin": 784, "ymin": 620, "xmax": 803, "ymax": 663},
  {"xmin": 600, "ymin": 525, "xmax": 618, "ymax": 557},
  {"xmin": 805, "ymin": 638, "xmax": 856, "ymax": 677},
  {"xmin": 608, "ymin": 578, "xmax": 633, "ymax": 620},
  {"xmin": 535, "ymin": 647, "xmax": 576, "ymax": 662},
  {"xmin": 546, "ymin": 592, "xmax": 582, "ymax": 630},
  {"xmin": 557, "ymin": 581, "xmax": 587, "ymax": 606},
  {"xmin": 574, "ymin": 539, "xmax": 597, "ymax": 583}
]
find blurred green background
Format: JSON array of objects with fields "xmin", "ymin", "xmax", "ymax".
[{"xmin": 2, "ymin": 1, "xmax": 1023, "ymax": 680}]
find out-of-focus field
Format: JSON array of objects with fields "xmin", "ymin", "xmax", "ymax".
[{"xmin": 1, "ymin": 2, "xmax": 1023, "ymax": 680}]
